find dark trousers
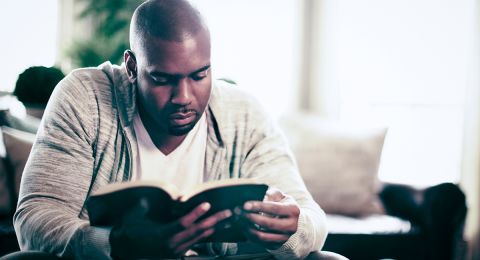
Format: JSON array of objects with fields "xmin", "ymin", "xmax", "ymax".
[{"xmin": 0, "ymin": 250, "xmax": 348, "ymax": 260}]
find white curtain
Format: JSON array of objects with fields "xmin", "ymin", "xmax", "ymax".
[{"xmin": 460, "ymin": 0, "xmax": 480, "ymax": 259}]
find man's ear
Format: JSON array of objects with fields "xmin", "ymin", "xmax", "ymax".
[{"xmin": 124, "ymin": 50, "xmax": 137, "ymax": 83}]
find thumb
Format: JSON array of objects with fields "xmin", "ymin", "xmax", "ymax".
[{"xmin": 264, "ymin": 187, "xmax": 286, "ymax": 202}]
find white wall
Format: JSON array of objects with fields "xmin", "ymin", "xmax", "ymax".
[
  {"xmin": 0, "ymin": 0, "xmax": 59, "ymax": 93},
  {"xmin": 461, "ymin": 0, "xmax": 480, "ymax": 257},
  {"xmin": 190, "ymin": 0, "xmax": 303, "ymax": 118}
]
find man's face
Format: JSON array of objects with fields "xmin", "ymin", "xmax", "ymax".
[{"xmin": 129, "ymin": 30, "xmax": 212, "ymax": 136}]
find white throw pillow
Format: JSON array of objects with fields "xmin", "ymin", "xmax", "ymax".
[{"xmin": 279, "ymin": 113, "xmax": 387, "ymax": 216}]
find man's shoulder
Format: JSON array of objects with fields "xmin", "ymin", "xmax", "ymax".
[
  {"xmin": 67, "ymin": 62, "xmax": 126, "ymax": 88},
  {"xmin": 55, "ymin": 62, "xmax": 130, "ymax": 106},
  {"xmin": 210, "ymin": 80, "xmax": 272, "ymax": 131}
]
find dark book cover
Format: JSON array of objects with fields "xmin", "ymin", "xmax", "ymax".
[{"xmin": 87, "ymin": 179, "xmax": 268, "ymax": 242}]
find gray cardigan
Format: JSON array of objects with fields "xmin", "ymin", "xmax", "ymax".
[{"xmin": 14, "ymin": 62, "xmax": 327, "ymax": 259}]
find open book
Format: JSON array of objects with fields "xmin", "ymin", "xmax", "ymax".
[{"xmin": 87, "ymin": 178, "xmax": 268, "ymax": 242}]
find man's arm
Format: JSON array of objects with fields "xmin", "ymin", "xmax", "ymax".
[
  {"xmin": 13, "ymin": 72, "xmax": 112, "ymax": 259},
  {"xmin": 14, "ymin": 72, "xmax": 235, "ymax": 259},
  {"xmin": 239, "ymin": 102, "xmax": 328, "ymax": 259}
]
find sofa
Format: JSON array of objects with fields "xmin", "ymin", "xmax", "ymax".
[
  {"xmin": 278, "ymin": 113, "xmax": 468, "ymax": 260},
  {"xmin": 0, "ymin": 102, "xmax": 468, "ymax": 259}
]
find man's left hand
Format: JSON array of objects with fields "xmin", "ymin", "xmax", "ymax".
[{"xmin": 237, "ymin": 188, "xmax": 300, "ymax": 250}]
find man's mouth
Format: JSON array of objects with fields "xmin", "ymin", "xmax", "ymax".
[{"xmin": 169, "ymin": 111, "xmax": 196, "ymax": 126}]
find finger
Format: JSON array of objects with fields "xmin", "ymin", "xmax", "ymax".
[
  {"xmin": 244, "ymin": 201, "xmax": 299, "ymax": 217},
  {"xmin": 173, "ymin": 228, "xmax": 215, "ymax": 256},
  {"xmin": 264, "ymin": 188, "xmax": 285, "ymax": 202},
  {"xmin": 242, "ymin": 212, "xmax": 297, "ymax": 234},
  {"xmin": 195, "ymin": 209, "xmax": 232, "ymax": 230},
  {"xmin": 170, "ymin": 209, "xmax": 231, "ymax": 246},
  {"xmin": 244, "ymin": 227, "xmax": 290, "ymax": 245},
  {"xmin": 235, "ymin": 217, "xmax": 287, "ymax": 249},
  {"xmin": 178, "ymin": 202, "xmax": 211, "ymax": 228}
]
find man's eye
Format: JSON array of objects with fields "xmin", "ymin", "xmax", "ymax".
[
  {"xmin": 191, "ymin": 71, "xmax": 209, "ymax": 81},
  {"xmin": 152, "ymin": 77, "xmax": 169, "ymax": 85}
]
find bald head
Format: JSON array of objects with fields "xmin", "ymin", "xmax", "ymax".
[{"xmin": 130, "ymin": 0, "xmax": 207, "ymax": 52}]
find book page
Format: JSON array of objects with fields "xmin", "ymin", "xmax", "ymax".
[
  {"xmin": 91, "ymin": 180, "xmax": 181, "ymax": 200},
  {"xmin": 180, "ymin": 178, "xmax": 263, "ymax": 202}
]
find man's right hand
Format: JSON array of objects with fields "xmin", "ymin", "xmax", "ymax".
[{"xmin": 109, "ymin": 202, "xmax": 231, "ymax": 259}]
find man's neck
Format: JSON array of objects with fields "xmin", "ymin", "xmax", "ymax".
[
  {"xmin": 151, "ymin": 133, "xmax": 186, "ymax": 155},
  {"xmin": 144, "ymin": 119, "xmax": 186, "ymax": 155},
  {"xmin": 138, "ymin": 109, "xmax": 187, "ymax": 155}
]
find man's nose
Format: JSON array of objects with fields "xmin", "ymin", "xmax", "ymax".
[{"xmin": 171, "ymin": 78, "xmax": 192, "ymax": 105}]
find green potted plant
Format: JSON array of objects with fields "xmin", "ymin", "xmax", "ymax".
[{"xmin": 69, "ymin": 0, "xmax": 143, "ymax": 68}]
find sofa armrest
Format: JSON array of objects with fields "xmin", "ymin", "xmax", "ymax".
[
  {"xmin": 379, "ymin": 182, "xmax": 467, "ymax": 229},
  {"xmin": 378, "ymin": 182, "xmax": 424, "ymax": 226},
  {"xmin": 379, "ymin": 182, "xmax": 467, "ymax": 259}
]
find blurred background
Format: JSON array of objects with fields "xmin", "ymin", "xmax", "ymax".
[{"xmin": 0, "ymin": 0, "xmax": 479, "ymax": 258}]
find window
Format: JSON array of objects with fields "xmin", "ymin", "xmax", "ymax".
[
  {"xmin": 316, "ymin": 0, "xmax": 473, "ymax": 186},
  {"xmin": 190, "ymin": 0, "xmax": 302, "ymax": 117},
  {"xmin": 0, "ymin": 0, "xmax": 59, "ymax": 93}
]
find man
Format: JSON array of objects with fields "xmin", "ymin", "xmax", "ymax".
[
  {"xmin": 14, "ymin": 0, "xmax": 327, "ymax": 259},
  {"xmin": 13, "ymin": 66, "xmax": 65, "ymax": 119}
]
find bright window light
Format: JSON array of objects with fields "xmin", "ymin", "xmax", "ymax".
[
  {"xmin": 0, "ymin": 0, "xmax": 58, "ymax": 93},
  {"xmin": 319, "ymin": 0, "xmax": 472, "ymax": 186},
  {"xmin": 190, "ymin": 0, "xmax": 301, "ymax": 118}
]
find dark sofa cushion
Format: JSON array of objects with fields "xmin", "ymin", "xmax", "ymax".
[
  {"xmin": 323, "ymin": 232, "xmax": 427, "ymax": 260},
  {"xmin": 0, "ymin": 157, "xmax": 12, "ymax": 217},
  {"xmin": 0, "ymin": 218, "xmax": 19, "ymax": 256}
]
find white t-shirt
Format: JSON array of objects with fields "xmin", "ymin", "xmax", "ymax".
[{"xmin": 133, "ymin": 112, "xmax": 207, "ymax": 194}]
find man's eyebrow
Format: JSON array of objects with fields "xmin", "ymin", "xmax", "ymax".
[
  {"xmin": 149, "ymin": 65, "xmax": 211, "ymax": 78},
  {"xmin": 188, "ymin": 65, "xmax": 211, "ymax": 76},
  {"xmin": 149, "ymin": 71, "xmax": 173, "ymax": 78}
]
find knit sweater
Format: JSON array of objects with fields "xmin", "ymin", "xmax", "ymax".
[{"xmin": 14, "ymin": 62, "xmax": 327, "ymax": 259}]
